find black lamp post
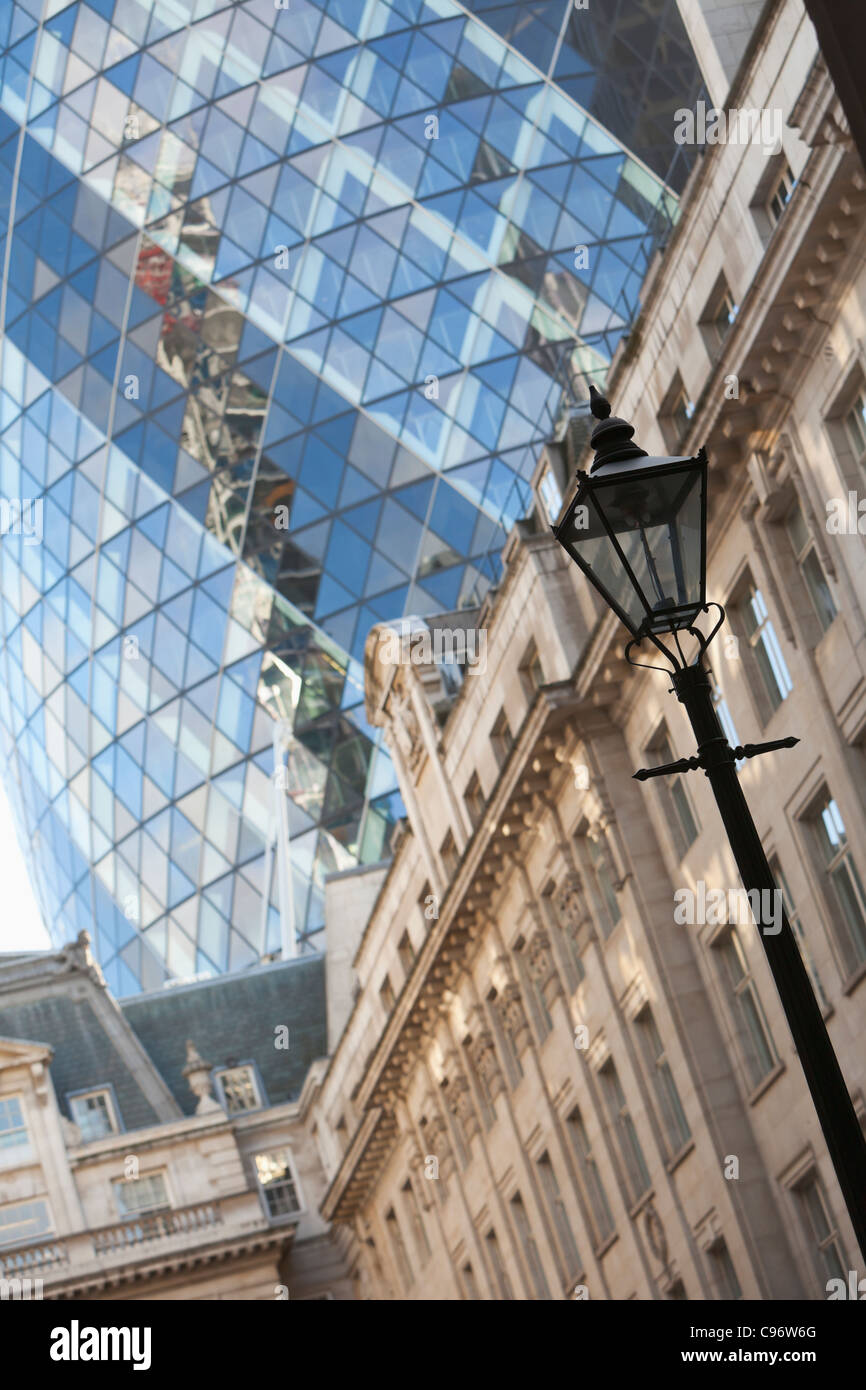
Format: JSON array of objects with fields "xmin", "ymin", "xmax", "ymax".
[{"xmin": 553, "ymin": 386, "xmax": 866, "ymax": 1263}]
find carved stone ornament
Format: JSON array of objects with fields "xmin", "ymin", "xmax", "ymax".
[
  {"xmin": 389, "ymin": 683, "xmax": 424, "ymax": 773},
  {"xmin": 420, "ymin": 1107, "xmax": 454, "ymax": 1176},
  {"xmin": 444, "ymin": 1070, "xmax": 480, "ymax": 1139},
  {"xmin": 498, "ymin": 982, "xmax": 531, "ymax": 1051},
  {"xmin": 469, "ymin": 1028, "xmax": 505, "ymax": 1098},
  {"xmin": 644, "ymin": 1203, "xmax": 669, "ymax": 1266},
  {"xmin": 555, "ymin": 873, "xmax": 587, "ymax": 933},
  {"xmin": 525, "ymin": 928, "xmax": 562, "ymax": 1003}
]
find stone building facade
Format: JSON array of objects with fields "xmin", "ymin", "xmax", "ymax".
[
  {"xmin": 0, "ymin": 935, "xmax": 350, "ymax": 1299},
  {"xmin": 305, "ymin": 0, "xmax": 866, "ymax": 1300}
]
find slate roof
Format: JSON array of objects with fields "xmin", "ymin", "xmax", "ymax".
[
  {"xmin": 121, "ymin": 955, "xmax": 327, "ymax": 1116},
  {"xmin": 0, "ymin": 993, "xmax": 163, "ymax": 1130}
]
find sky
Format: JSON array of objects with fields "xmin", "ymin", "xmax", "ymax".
[{"xmin": 0, "ymin": 777, "xmax": 50, "ymax": 953}]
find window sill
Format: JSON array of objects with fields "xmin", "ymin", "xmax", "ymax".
[
  {"xmin": 666, "ymin": 1138, "xmax": 695, "ymax": 1174},
  {"xmin": 593, "ymin": 1231, "xmax": 619, "ymax": 1259},
  {"xmin": 842, "ymin": 959, "xmax": 866, "ymax": 997},
  {"xmin": 627, "ymin": 1189, "xmax": 655, "ymax": 1222},
  {"xmin": 747, "ymin": 1060, "xmax": 786, "ymax": 1106}
]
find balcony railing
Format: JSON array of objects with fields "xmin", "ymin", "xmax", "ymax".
[
  {"xmin": 0, "ymin": 1239, "xmax": 69, "ymax": 1276},
  {"xmin": 0, "ymin": 1191, "xmax": 287, "ymax": 1291},
  {"xmin": 92, "ymin": 1202, "xmax": 221, "ymax": 1255}
]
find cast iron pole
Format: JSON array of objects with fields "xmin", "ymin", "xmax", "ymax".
[{"xmin": 671, "ymin": 657, "xmax": 866, "ymax": 1263}]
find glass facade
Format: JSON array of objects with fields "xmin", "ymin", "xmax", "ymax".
[{"xmin": 0, "ymin": 0, "xmax": 700, "ymax": 993}]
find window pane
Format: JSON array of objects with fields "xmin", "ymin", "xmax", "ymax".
[
  {"xmin": 220, "ymin": 1066, "xmax": 260, "ymax": 1112},
  {"xmin": 829, "ymin": 863, "xmax": 866, "ymax": 968},
  {"xmin": 0, "ymin": 1097, "xmax": 28, "ymax": 1149},
  {"xmin": 70, "ymin": 1092, "xmax": 115, "ymax": 1141},
  {"xmin": 801, "ymin": 550, "xmax": 836, "ymax": 631},
  {"xmin": 844, "ymin": 394, "xmax": 866, "ymax": 456},
  {"xmin": 0, "ymin": 1198, "xmax": 52, "ymax": 1247},
  {"xmin": 114, "ymin": 1174, "xmax": 169, "ymax": 1215},
  {"xmin": 255, "ymin": 1150, "xmax": 301, "ymax": 1217}
]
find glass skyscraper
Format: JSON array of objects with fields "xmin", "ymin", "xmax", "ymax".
[{"xmin": 0, "ymin": 0, "xmax": 702, "ymax": 993}]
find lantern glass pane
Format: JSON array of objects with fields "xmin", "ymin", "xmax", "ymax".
[
  {"xmin": 588, "ymin": 464, "xmax": 704, "ymax": 630},
  {"xmin": 569, "ymin": 503, "xmax": 651, "ymax": 631}
]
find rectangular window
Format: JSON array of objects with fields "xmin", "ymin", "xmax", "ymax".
[
  {"xmin": 738, "ymin": 584, "xmax": 793, "ymax": 713},
  {"xmin": 844, "ymin": 390, "xmax": 866, "ymax": 471},
  {"xmin": 634, "ymin": 1007, "xmax": 691, "ymax": 1157},
  {"xmin": 397, "ymin": 931, "xmax": 415, "ymax": 976},
  {"xmin": 463, "ymin": 1038, "xmax": 496, "ymax": 1129},
  {"xmin": 384, "ymin": 1207, "xmax": 413, "ymax": 1287},
  {"xmin": 0, "ymin": 1097, "xmax": 28, "ymax": 1150},
  {"xmin": 794, "ymin": 1171, "xmax": 847, "ymax": 1286},
  {"xmin": 514, "ymin": 938, "xmax": 552, "ymax": 1039},
  {"xmin": 490, "ymin": 709, "xmax": 514, "ymax": 769},
  {"xmin": 379, "ymin": 974, "xmax": 396, "ymax": 1014},
  {"xmin": 255, "ymin": 1150, "xmax": 302, "ymax": 1219},
  {"xmin": 539, "ymin": 464, "xmax": 563, "ymax": 525},
  {"xmin": 216, "ymin": 1066, "xmax": 261, "ymax": 1114},
  {"xmin": 599, "ymin": 1061, "xmax": 651, "ymax": 1206},
  {"xmin": 402, "ymin": 1178, "xmax": 431, "ymax": 1265},
  {"xmin": 418, "ymin": 881, "xmax": 434, "ymax": 934},
  {"xmin": 0, "ymin": 1197, "xmax": 52, "ymax": 1248},
  {"xmin": 647, "ymin": 729, "xmax": 699, "ymax": 857},
  {"xmin": 660, "ymin": 372, "xmax": 694, "ymax": 453},
  {"xmin": 69, "ymin": 1089, "xmax": 119, "ymax": 1140},
  {"xmin": 440, "ymin": 1081, "xmax": 470, "ymax": 1167},
  {"xmin": 510, "ymin": 1192, "xmax": 551, "ymax": 1299},
  {"xmin": 586, "ymin": 833, "xmax": 621, "ymax": 933},
  {"xmin": 767, "ymin": 162, "xmax": 795, "ymax": 223},
  {"xmin": 335, "ymin": 1115, "xmax": 348, "ymax": 1153},
  {"xmin": 440, "ymin": 829, "xmax": 459, "ymax": 878},
  {"xmin": 713, "ymin": 927, "xmax": 778, "ymax": 1088},
  {"xmin": 708, "ymin": 1239, "xmax": 743, "ymax": 1300},
  {"xmin": 483, "ymin": 1227, "xmax": 514, "ymax": 1300},
  {"xmin": 537, "ymin": 1151, "xmax": 581, "ymax": 1282},
  {"xmin": 519, "ymin": 641, "xmax": 545, "ymax": 699},
  {"xmin": 487, "ymin": 987, "xmax": 523, "ymax": 1086},
  {"xmin": 700, "ymin": 278, "xmax": 738, "ymax": 358},
  {"xmin": 770, "ymin": 855, "xmax": 828, "ymax": 1009},
  {"xmin": 464, "ymin": 772, "xmax": 485, "ymax": 830},
  {"xmin": 113, "ymin": 1172, "xmax": 170, "ymax": 1217},
  {"xmin": 808, "ymin": 794, "xmax": 866, "ymax": 977},
  {"xmin": 566, "ymin": 1108, "xmax": 615, "ymax": 1246},
  {"xmin": 785, "ymin": 501, "xmax": 836, "ymax": 633},
  {"xmin": 542, "ymin": 879, "xmax": 584, "ymax": 991}
]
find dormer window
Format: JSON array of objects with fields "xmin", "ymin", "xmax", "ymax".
[
  {"xmin": 216, "ymin": 1065, "xmax": 263, "ymax": 1114},
  {"xmin": 68, "ymin": 1088, "xmax": 120, "ymax": 1141}
]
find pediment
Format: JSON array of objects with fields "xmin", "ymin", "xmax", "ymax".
[{"xmin": 0, "ymin": 1035, "xmax": 54, "ymax": 1070}]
